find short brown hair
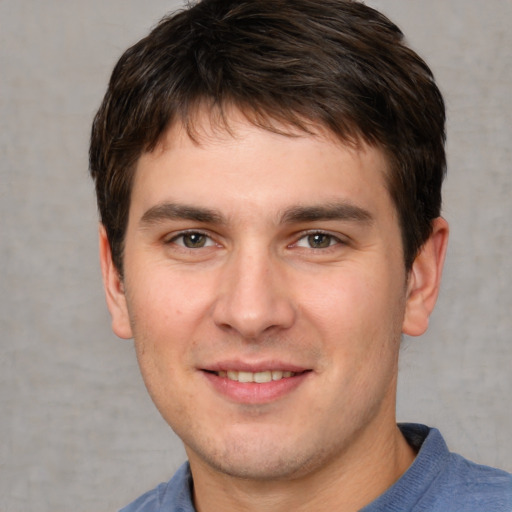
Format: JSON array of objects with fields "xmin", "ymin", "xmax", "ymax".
[{"xmin": 90, "ymin": 0, "xmax": 446, "ymax": 275}]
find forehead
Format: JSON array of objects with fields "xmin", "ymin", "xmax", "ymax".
[{"xmin": 130, "ymin": 109, "xmax": 394, "ymax": 223}]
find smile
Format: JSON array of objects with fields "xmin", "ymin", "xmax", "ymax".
[
  {"xmin": 203, "ymin": 367, "xmax": 311, "ymax": 403},
  {"xmin": 216, "ymin": 370, "xmax": 296, "ymax": 383}
]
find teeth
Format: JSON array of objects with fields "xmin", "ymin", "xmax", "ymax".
[
  {"xmin": 238, "ymin": 371, "xmax": 254, "ymax": 383},
  {"xmin": 254, "ymin": 371, "xmax": 272, "ymax": 383},
  {"xmin": 219, "ymin": 370, "xmax": 296, "ymax": 382}
]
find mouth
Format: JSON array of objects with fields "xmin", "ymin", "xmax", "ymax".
[
  {"xmin": 200, "ymin": 360, "xmax": 315, "ymax": 404},
  {"xmin": 213, "ymin": 370, "xmax": 298, "ymax": 383},
  {"xmin": 202, "ymin": 366, "xmax": 311, "ymax": 403}
]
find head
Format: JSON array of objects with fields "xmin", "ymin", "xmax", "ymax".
[
  {"xmin": 89, "ymin": 0, "xmax": 446, "ymax": 277},
  {"xmin": 91, "ymin": 1, "xmax": 449, "ymax": 493}
]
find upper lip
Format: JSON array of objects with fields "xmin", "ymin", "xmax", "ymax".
[{"xmin": 202, "ymin": 360, "xmax": 310, "ymax": 373}]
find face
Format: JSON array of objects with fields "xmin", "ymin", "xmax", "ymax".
[{"xmin": 102, "ymin": 112, "xmax": 445, "ymax": 482}]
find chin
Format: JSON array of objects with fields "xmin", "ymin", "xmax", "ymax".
[
  {"xmin": 185, "ymin": 431, "xmax": 329, "ymax": 482},
  {"xmin": 203, "ymin": 453, "xmax": 312, "ymax": 481}
]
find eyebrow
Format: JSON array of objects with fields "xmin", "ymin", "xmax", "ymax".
[
  {"xmin": 280, "ymin": 202, "xmax": 373, "ymax": 224},
  {"xmin": 139, "ymin": 200, "xmax": 373, "ymax": 228},
  {"xmin": 140, "ymin": 203, "xmax": 225, "ymax": 226}
]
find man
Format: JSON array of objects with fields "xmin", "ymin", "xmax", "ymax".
[{"xmin": 89, "ymin": 0, "xmax": 512, "ymax": 510}]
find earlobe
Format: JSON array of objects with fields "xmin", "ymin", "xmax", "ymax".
[
  {"xmin": 402, "ymin": 217, "xmax": 449, "ymax": 337},
  {"xmin": 98, "ymin": 224, "xmax": 133, "ymax": 339}
]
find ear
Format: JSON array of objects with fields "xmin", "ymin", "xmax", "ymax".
[
  {"xmin": 402, "ymin": 217, "xmax": 449, "ymax": 337},
  {"xmin": 98, "ymin": 224, "xmax": 133, "ymax": 339}
]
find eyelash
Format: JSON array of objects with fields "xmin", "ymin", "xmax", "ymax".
[
  {"xmin": 292, "ymin": 231, "xmax": 345, "ymax": 250},
  {"xmin": 165, "ymin": 230, "xmax": 345, "ymax": 251},
  {"xmin": 166, "ymin": 230, "xmax": 217, "ymax": 249}
]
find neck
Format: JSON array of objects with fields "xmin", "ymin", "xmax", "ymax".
[{"xmin": 189, "ymin": 421, "xmax": 415, "ymax": 512}]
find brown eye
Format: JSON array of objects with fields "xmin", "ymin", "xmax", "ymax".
[
  {"xmin": 307, "ymin": 233, "xmax": 334, "ymax": 248},
  {"xmin": 182, "ymin": 233, "xmax": 207, "ymax": 248},
  {"xmin": 171, "ymin": 232, "xmax": 214, "ymax": 248}
]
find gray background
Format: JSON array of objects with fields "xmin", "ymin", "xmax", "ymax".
[{"xmin": 1, "ymin": 1, "xmax": 511, "ymax": 510}]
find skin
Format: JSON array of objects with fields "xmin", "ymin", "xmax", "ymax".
[{"xmin": 100, "ymin": 111, "xmax": 448, "ymax": 512}]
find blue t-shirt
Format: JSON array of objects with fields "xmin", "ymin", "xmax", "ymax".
[{"xmin": 120, "ymin": 424, "xmax": 512, "ymax": 512}]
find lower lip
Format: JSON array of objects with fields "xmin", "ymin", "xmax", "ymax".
[{"xmin": 202, "ymin": 371, "xmax": 311, "ymax": 404}]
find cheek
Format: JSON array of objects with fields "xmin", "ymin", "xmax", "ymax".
[
  {"xmin": 130, "ymin": 302, "xmax": 200, "ymax": 430},
  {"xmin": 125, "ymin": 276, "xmax": 199, "ymax": 385},
  {"xmin": 303, "ymin": 269, "xmax": 383, "ymax": 331},
  {"xmin": 301, "ymin": 267, "xmax": 404, "ymax": 367},
  {"xmin": 128, "ymin": 264, "xmax": 213, "ymax": 332}
]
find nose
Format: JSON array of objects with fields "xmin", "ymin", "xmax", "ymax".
[{"xmin": 212, "ymin": 247, "xmax": 296, "ymax": 339}]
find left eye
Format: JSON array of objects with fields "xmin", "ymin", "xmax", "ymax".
[
  {"xmin": 172, "ymin": 232, "xmax": 215, "ymax": 249},
  {"xmin": 295, "ymin": 233, "xmax": 339, "ymax": 249}
]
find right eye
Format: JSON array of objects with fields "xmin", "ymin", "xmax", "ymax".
[
  {"xmin": 294, "ymin": 231, "xmax": 342, "ymax": 250},
  {"xmin": 169, "ymin": 232, "xmax": 215, "ymax": 249}
]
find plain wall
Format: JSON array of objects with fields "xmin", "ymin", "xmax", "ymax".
[{"xmin": 1, "ymin": 1, "xmax": 511, "ymax": 510}]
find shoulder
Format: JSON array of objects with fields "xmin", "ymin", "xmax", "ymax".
[
  {"xmin": 405, "ymin": 424, "xmax": 512, "ymax": 512},
  {"xmin": 430, "ymin": 452, "xmax": 512, "ymax": 511},
  {"xmin": 363, "ymin": 424, "xmax": 512, "ymax": 512},
  {"xmin": 119, "ymin": 463, "xmax": 194, "ymax": 512}
]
